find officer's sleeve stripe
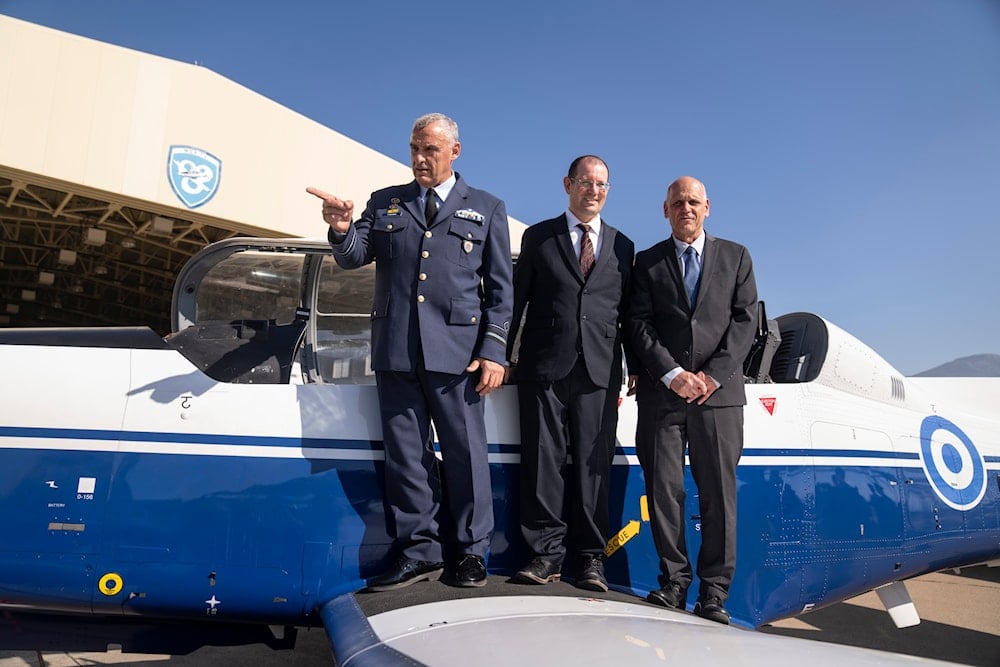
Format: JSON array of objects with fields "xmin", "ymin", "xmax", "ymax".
[
  {"xmin": 484, "ymin": 325, "xmax": 507, "ymax": 347},
  {"xmin": 333, "ymin": 229, "xmax": 357, "ymax": 255}
]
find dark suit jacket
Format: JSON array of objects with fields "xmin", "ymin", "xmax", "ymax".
[
  {"xmin": 628, "ymin": 234, "xmax": 757, "ymax": 406},
  {"xmin": 330, "ymin": 173, "xmax": 513, "ymax": 375},
  {"xmin": 508, "ymin": 215, "xmax": 636, "ymax": 387}
]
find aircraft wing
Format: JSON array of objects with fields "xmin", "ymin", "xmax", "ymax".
[{"xmin": 320, "ymin": 580, "xmax": 960, "ymax": 667}]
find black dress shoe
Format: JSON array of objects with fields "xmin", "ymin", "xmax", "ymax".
[
  {"xmin": 646, "ymin": 581, "xmax": 687, "ymax": 609},
  {"xmin": 450, "ymin": 554, "xmax": 487, "ymax": 587},
  {"xmin": 366, "ymin": 556, "xmax": 444, "ymax": 592},
  {"xmin": 693, "ymin": 595, "xmax": 731, "ymax": 625},
  {"xmin": 574, "ymin": 554, "xmax": 608, "ymax": 592},
  {"xmin": 512, "ymin": 557, "xmax": 562, "ymax": 584}
]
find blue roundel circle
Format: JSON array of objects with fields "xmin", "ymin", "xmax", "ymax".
[{"xmin": 918, "ymin": 416, "xmax": 986, "ymax": 511}]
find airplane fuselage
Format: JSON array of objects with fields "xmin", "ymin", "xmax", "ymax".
[{"xmin": 0, "ymin": 238, "xmax": 997, "ymax": 632}]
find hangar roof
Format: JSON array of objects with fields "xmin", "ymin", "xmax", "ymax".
[
  {"xmin": 0, "ymin": 16, "xmax": 523, "ymax": 333},
  {"xmin": 0, "ymin": 169, "xmax": 239, "ymax": 331}
]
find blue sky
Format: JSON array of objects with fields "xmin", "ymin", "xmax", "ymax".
[{"xmin": 3, "ymin": 0, "xmax": 998, "ymax": 375}]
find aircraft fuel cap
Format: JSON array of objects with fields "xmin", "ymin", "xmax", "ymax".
[{"xmin": 98, "ymin": 572, "xmax": 123, "ymax": 596}]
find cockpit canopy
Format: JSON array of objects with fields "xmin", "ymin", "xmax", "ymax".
[{"xmin": 167, "ymin": 239, "xmax": 910, "ymax": 408}]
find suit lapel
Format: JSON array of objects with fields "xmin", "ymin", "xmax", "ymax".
[
  {"xmin": 403, "ymin": 174, "xmax": 471, "ymax": 230},
  {"xmin": 663, "ymin": 238, "xmax": 695, "ymax": 311},
  {"xmin": 592, "ymin": 222, "xmax": 618, "ymax": 277},
  {"xmin": 399, "ymin": 182, "xmax": 424, "ymax": 228},
  {"xmin": 553, "ymin": 215, "xmax": 586, "ymax": 283},
  {"xmin": 697, "ymin": 234, "xmax": 717, "ymax": 310},
  {"xmin": 429, "ymin": 174, "xmax": 467, "ymax": 229},
  {"xmin": 559, "ymin": 216, "xmax": 618, "ymax": 283}
]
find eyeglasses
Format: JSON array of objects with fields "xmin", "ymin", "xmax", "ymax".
[{"xmin": 571, "ymin": 178, "xmax": 611, "ymax": 192}]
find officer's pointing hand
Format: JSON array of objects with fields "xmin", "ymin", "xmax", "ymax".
[{"xmin": 306, "ymin": 186, "xmax": 353, "ymax": 233}]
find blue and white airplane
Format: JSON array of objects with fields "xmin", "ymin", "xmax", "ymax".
[{"xmin": 0, "ymin": 236, "xmax": 997, "ymax": 665}]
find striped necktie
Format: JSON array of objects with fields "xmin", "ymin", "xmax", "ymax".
[{"xmin": 578, "ymin": 223, "xmax": 595, "ymax": 279}]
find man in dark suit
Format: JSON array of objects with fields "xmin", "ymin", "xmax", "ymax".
[
  {"xmin": 628, "ymin": 176, "xmax": 757, "ymax": 624},
  {"xmin": 306, "ymin": 113, "xmax": 512, "ymax": 591},
  {"xmin": 507, "ymin": 155, "xmax": 635, "ymax": 592}
]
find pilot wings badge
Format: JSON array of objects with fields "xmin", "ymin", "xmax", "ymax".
[{"xmin": 167, "ymin": 145, "xmax": 222, "ymax": 209}]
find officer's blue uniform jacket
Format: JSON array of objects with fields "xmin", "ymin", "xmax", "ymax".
[{"xmin": 329, "ymin": 173, "xmax": 513, "ymax": 375}]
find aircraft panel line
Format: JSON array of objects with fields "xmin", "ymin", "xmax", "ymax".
[{"xmin": 5, "ymin": 427, "xmax": 995, "ymax": 473}]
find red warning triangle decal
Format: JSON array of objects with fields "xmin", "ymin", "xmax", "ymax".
[{"xmin": 759, "ymin": 397, "xmax": 776, "ymax": 415}]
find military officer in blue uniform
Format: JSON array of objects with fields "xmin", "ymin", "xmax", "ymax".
[{"xmin": 307, "ymin": 113, "xmax": 512, "ymax": 590}]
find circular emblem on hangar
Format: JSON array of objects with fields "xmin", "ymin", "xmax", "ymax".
[{"xmin": 918, "ymin": 416, "xmax": 986, "ymax": 511}]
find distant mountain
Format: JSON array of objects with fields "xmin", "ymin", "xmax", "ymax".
[{"xmin": 913, "ymin": 354, "xmax": 1000, "ymax": 377}]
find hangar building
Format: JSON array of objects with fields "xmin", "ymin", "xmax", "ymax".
[{"xmin": 0, "ymin": 16, "xmax": 522, "ymax": 333}]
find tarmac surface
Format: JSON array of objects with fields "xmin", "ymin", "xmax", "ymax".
[{"xmin": 0, "ymin": 566, "xmax": 997, "ymax": 666}]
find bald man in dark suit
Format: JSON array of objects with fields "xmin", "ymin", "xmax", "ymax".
[{"xmin": 628, "ymin": 176, "xmax": 757, "ymax": 624}]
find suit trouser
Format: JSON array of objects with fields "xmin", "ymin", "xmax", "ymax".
[
  {"xmin": 517, "ymin": 358, "xmax": 620, "ymax": 562},
  {"xmin": 635, "ymin": 396, "xmax": 743, "ymax": 600},
  {"xmin": 376, "ymin": 367, "xmax": 493, "ymax": 562}
]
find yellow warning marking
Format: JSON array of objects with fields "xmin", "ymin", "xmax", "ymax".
[
  {"xmin": 605, "ymin": 519, "xmax": 640, "ymax": 557},
  {"xmin": 98, "ymin": 572, "xmax": 123, "ymax": 596},
  {"xmin": 602, "ymin": 497, "xmax": 652, "ymax": 557}
]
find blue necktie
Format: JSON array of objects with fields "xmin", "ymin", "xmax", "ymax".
[{"xmin": 683, "ymin": 245, "xmax": 701, "ymax": 307}]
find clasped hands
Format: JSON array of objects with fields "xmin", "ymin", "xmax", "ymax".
[{"xmin": 669, "ymin": 370, "xmax": 718, "ymax": 405}]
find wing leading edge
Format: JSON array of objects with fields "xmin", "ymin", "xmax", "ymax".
[{"xmin": 321, "ymin": 583, "xmax": 960, "ymax": 667}]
